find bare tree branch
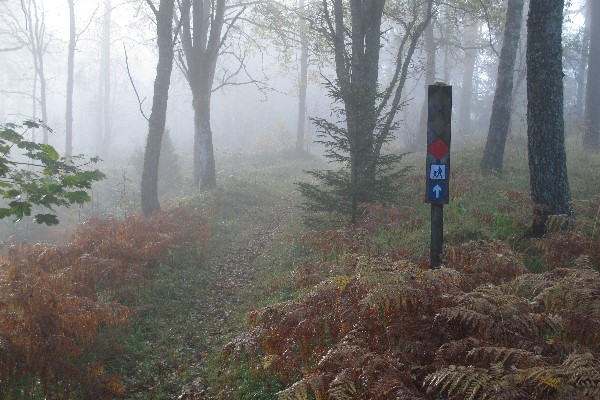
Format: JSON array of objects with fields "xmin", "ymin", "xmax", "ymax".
[
  {"xmin": 145, "ymin": 0, "xmax": 158, "ymax": 17},
  {"xmin": 123, "ymin": 43, "xmax": 149, "ymax": 122}
]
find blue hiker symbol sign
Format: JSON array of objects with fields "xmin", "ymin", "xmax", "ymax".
[{"xmin": 430, "ymin": 164, "xmax": 446, "ymax": 180}]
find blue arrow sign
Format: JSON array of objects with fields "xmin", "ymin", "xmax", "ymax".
[{"xmin": 428, "ymin": 182, "xmax": 447, "ymax": 202}]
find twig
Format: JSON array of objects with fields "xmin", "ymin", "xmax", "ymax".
[{"xmin": 123, "ymin": 43, "xmax": 149, "ymax": 122}]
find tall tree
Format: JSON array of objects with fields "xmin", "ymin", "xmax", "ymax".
[
  {"xmin": 299, "ymin": 0, "xmax": 433, "ymax": 224},
  {"xmin": 65, "ymin": 1, "xmax": 95, "ymax": 158},
  {"xmin": 141, "ymin": 0, "xmax": 177, "ymax": 216},
  {"xmin": 97, "ymin": 0, "xmax": 112, "ymax": 155},
  {"xmin": 527, "ymin": 0, "xmax": 573, "ymax": 235},
  {"xmin": 178, "ymin": 0, "xmax": 248, "ymax": 189},
  {"xmin": 575, "ymin": 3, "xmax": 590, "ymax": 116},
  {"xmin": 584, "ymin": 0, "xmax": 600, "ymax": 149},
  {"xmin": 296, "ymin": 0, "xmax": 309, "ymax": 152},
  {"xmin": 25, "ymin": 0, "xmax": 49, "ymax": 144},
  {"xmin": 0, "ymin": 0, "xmax": 52, "ymax": 143},
  {"xmin": 65, "ymin": 0, "xmax": 76, "ymax": 158},
  {"xmin": 481, "ymin": 0, "xmax": 525, "ymax": 175},
  {"xmin": 418, "ymin": 13, "xmax": 436, "ymax": 141},
  {"xmin": 458, "ymin": 21, "xmax": 478, "ymax": 134}
]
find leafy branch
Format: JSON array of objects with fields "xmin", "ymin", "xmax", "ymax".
[{"xmin": 0, "ymin": 120, "xmax": 105, "ymax": 225}]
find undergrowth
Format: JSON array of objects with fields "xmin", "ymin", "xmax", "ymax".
[
  {"xmin": 0, "ymin": 207, "xmax": 209, "ymax": 399},
  {"xmin": 222, "ymin": 145, "xmax": 600, "ymax": 399},
  {"xmin": 224, "ymin": 231, "xmax": 600, "ymax": 399}
]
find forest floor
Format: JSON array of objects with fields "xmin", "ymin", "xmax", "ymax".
[
  {"xmin": 116, "ymin": 153, "xmax": 313, "ymax": 399},
  {"xmin": 115, "ymin": 145, "xmax": 600, "ymax": 399},
  {"xmin": 2, "ymin": 144, "xmax": 598, "ymax": 399}
]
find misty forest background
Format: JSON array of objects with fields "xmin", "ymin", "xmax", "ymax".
[{"xmin": 1, "ymin": 0, "xmax": 600, "ymax": 399}]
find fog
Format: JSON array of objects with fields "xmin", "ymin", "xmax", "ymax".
[{"xmin": 0, "ymin": 0, "xmax": 587, "ymax": 168}]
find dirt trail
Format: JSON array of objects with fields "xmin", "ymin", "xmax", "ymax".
[
  {"xmin": 123, "ymin": 188, "xmax": 297, "ymax": 399},
  {"xmin": 181, "ymin": 194, "xmax": 294, "ymax": 398}
]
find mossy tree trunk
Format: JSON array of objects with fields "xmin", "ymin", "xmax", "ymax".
[{"xmin": 527, "ymin": 0, "xmax": 573, "ymax": 235}]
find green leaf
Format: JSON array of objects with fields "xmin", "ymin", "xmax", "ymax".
[
  {"xmin": 34, "ymin": 213, "xmax": 59, "ymax": 226},
  {"xmin": 39, "ymin": 143, "xmax": 60, "ymax": 161},
  {"xmin": 64, "ymin": 190, "xmax": 91, "ymax": 204},
  {"xmin": 0, "ymin": 208, "xmax": 13, "ymax": 219},
  {"xmin": 22, "ymin": 120, "xmax": 41, "ymax": 129},
  {"xmin": 8, "ymin": 200, "xmax": 32, "ymax": 218},
  {"xmin": 0, "ymin": 121, "xmax": 105, "ymax": 225},
  {"xmin": 0, "ymin": 127, "xmax": 22, "ymax": 143}
]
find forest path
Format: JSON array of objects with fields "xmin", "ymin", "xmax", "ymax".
[
  {"xmin": 178, "ymin": 189, "xmax": 296, "ymax": 399},
  {"xmin": 119, "ymin": 160, "xmax": 308, "ymax": 400}
]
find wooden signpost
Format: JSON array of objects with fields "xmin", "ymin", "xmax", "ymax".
[{"xmin": 426, "ymin": 84, "xmax": 452, "ymax": 269}]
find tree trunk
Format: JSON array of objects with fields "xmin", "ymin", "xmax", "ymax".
[
  {"xmin": 584, "ymin": 0, "xmax": 600, "ymax": 149},
  {"xmin": 575, "ymin": 3, "xmax": 590, "ymax": 116},
  {"xmin": 32, "ymin": 62, "xmax": 37, "ymax": 143},
  {"xmin": 141, "ymin": 0, "xmax": 176, "ymax": 216},
  {"xmin": 38, "ymin": 50, "xmax": 48, "ymax": 144},
  {"xmin": 527, "ymin": 0, "xmax": 573, "ymax": 235},
  {"xmin": 418, "ymin": 15, "xmax": 436, "ymax": 139},
  {"xmin": 24, "ymin": 0, "xmax": 48, "ymax": 143},
  {"xmin": 300, "ymin": 0, "xmax": 433, "ymax": 224},
  {"xmin": 344, "ymin": 1, "xmax": 384, "ymax": 224},
  {"xmin": 100, "ymin": 0, "xmax": 111, "ymax": 156},
  {"xmin": 458, "ymin": 23, "xmax": 477, "ymax": 133},
  {"xmin": 65, "ymin": 0, "xmax": 76, "ymax": 158},
  {"xmin": 442, "ymin": 24, "xmax": 451, "ymax": 83},
  {"xmin": 193, "ymin": 88, "xmax": 216, "ymax": 189},
  {"xmin": 481, "ymin": 0, "xmax": 525, "ymax": 175},
  {"xmin": 179, "ymin": 0, "xmax": 226, "ymax": 190},
  {"xmin": 296, "ymin": 0, "xmax": 309, "ymax": 152}
]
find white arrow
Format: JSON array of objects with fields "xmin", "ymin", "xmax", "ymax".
[{"xmin": 433, "ymin": 185, "xmax": 442, "ymax": 198}]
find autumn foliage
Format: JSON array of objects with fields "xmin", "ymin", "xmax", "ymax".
[
  {"xmin": 225, "ymin": 207, "xmax": 600, "ymax": 399},
  {"xmin": 0, "ymin": 207, "xmax": 209, "ymax": 399}
]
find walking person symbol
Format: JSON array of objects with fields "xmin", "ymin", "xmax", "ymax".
[{"xmin": 430, "ymin": 164, "xmax": 446, "ymax": 180}]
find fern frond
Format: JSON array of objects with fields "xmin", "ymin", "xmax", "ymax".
[
  {"xmin": 360, "ymin": 284, "xmax": 427, "ymax": 313},
  {"xmin": 466, "ymin": 346, "xmax": 545, "ymax": 369},
  {"xmin": 573, "ymin": 255, "xmax": 593, "ymax": 269},
  {"xmin": 534, "ymin": 269, "xmax": 600, "ymax": 318},
  {"xmin": 562, "ymin": 352, "xmax": 600, "ymax": 390},
  {"xmin": 518, "ymin": 365, "xmax": 562, "ymax": 394},
  {"xmin": 277, "ymin": 375, "xmax": 327, "ymax": 400},
  {"xmin": 545, "ymin": 214, "xmax": 571, "ymax": 233},
  {"xmin": 500, "ymin": 272, "xmax": 552, "ymax": 299},
  {"xmin": 444, "ymin": 240, "xmax": 527, "ymax": 286},
  {"xmin": 328, "ymin": 369, "xmax": 359, "ymax": 399},
  {"xmin": 425, "ymin": 365, "xmax": 492, "ymax": 400},
  {"xmin": 435, "ymin": 337, "xmax": 482, "ymax": 364},
  {"xmin": 277, "ymin": 379, "xmax": 310, "ymax": 400},
  {"xmin": 437, "ymin": 306, "xmax": 495, "ymax": 336}
]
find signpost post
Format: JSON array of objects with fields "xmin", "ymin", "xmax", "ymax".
[{"xmin": 426, "ymin": 84, "xmax": 452, "ymax": 269}]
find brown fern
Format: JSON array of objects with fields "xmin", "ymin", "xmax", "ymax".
[{"xmin": 0, "ymin": 207, "xmax": 210, "ymax": 398}]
